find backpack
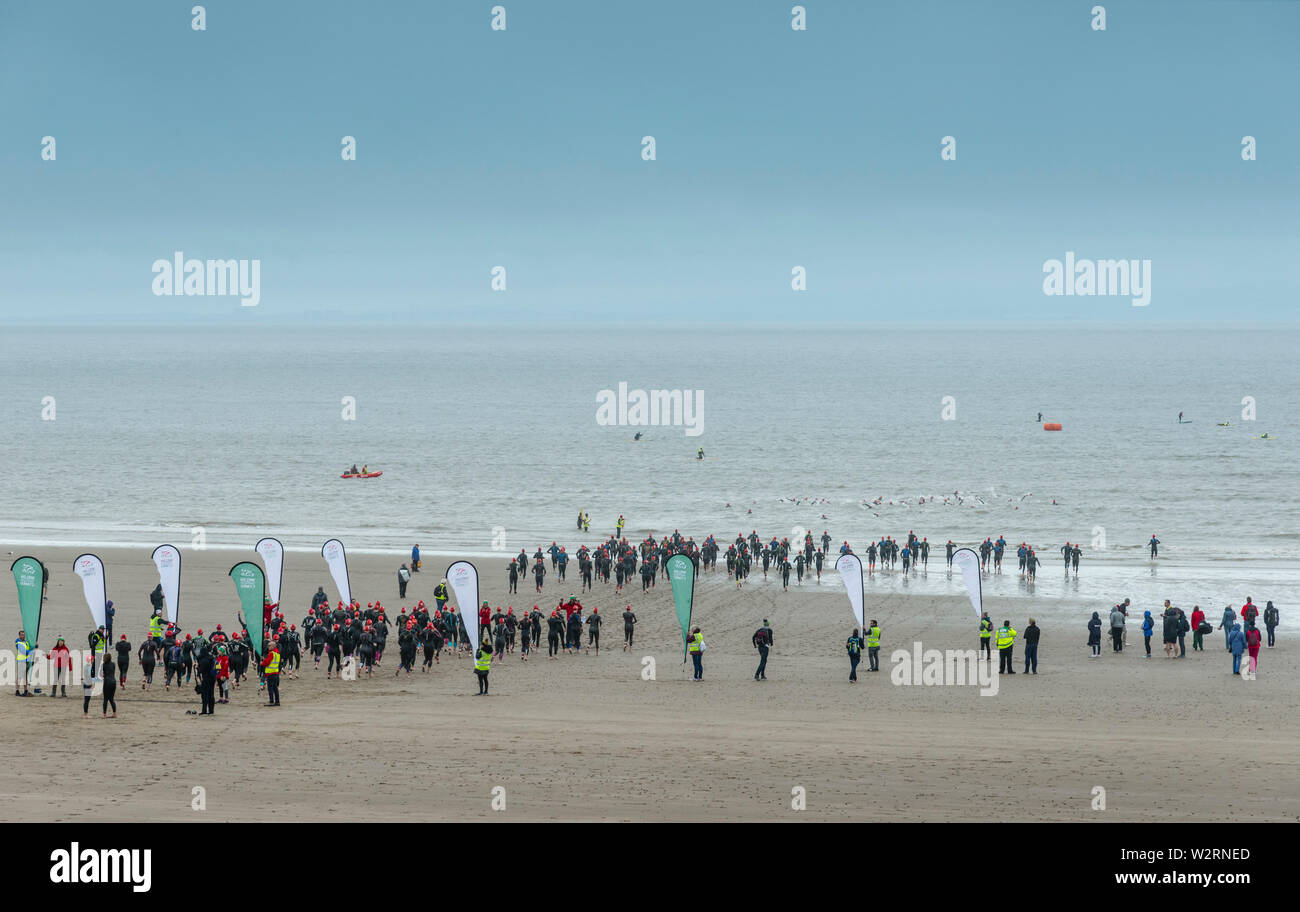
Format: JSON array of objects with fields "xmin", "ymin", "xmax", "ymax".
[
  {"xmin": 753, "ymin": 628, "xmax": 770, "ymax": 647},
  {"xmin": 847, "ymin": 637, "xmax": 861, "ymax": 656}
]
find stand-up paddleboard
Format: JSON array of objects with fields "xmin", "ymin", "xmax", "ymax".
[{"xmin": 340, "ymin": 471, "xmax": 383, "ymax": 478}]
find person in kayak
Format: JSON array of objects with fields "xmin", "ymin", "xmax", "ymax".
[{"xmin": 347, "ymin": 464, "xmax": 359, "ymax": 475}]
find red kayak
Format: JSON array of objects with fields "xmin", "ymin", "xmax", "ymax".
[{"xmin": 340, "ymin": 471, "xmax": 383, "ymax": 479}]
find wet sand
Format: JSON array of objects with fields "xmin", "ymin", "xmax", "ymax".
[{"xmin": 2, "ymin": 544, "xmax": 1296, "ymax": 822}]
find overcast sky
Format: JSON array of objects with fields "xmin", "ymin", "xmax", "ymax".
[{"xmin": 2, "ymin": 0, "xmax": 1296, "ymax": 324}]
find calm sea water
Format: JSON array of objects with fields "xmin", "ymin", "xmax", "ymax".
[{"xmin": 1, "ymin": 324, "xmax": 1296, "ymax": 614}]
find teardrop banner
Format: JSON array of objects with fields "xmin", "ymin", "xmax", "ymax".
[
  {"xmin": 12, "ymin": 556, "xmax": 45, "ymax": 649},
  {"xmin": 255, "ymin": 538, "xmax": 284, "ymax": 605},
  {"xmin": 151, "ymin": 544, "xmax": 182, "ymax": 625},
  {"xmin": 73, "ymin": 553, "xmax": 108, "ymax": 629},
  {"xmin": 229, "ymin": 561, "xmax": 268, "ymax": 657},
  {"xmin": 665, "ymin": 553, "xmax": 695, "ymax": 662},
  {"xmin": 951, "ymin": 547, "xmax": 983, "ymax": 617},
  {"xmin": 321, "ymin": 539, "xmax": 351, "ymax": 607},
  {"xmin": 835, "ymin": 552, "xmax": 865, "ymax": 629},
  {"xmin": 445, "ymin": 560, "xmax": 480, "ymax": 650}
]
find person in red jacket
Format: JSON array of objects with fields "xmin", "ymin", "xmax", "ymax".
[
  {"xmin": 478, "ymin": 602, "xmax": 491, "ymax": 639},
  {"xmin": 216, "ymin": 646, "xmax": 231, "ymax": 703},
  {"xmin": 1245, "ymin": 625, "xmax": 1262, "ymax": 676},
  {"xmin": 1190, "ymin": 606, "xmax": 1206, "ymax": 651},
  {"xmin": 1241, "ymin": 598, "xmax": 1259, "ymax": 629},
  {"xmin": 49, "ymin": 637, "xmax": 73, "ymax": 698}
]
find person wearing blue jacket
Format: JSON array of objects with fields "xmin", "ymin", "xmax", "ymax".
[
  {"xmin": 1228, "ymin": 623, "xmax": 1247, "ymax": 675},
  {"xmin": 1219, "ymin": 605, "xmax": 1237, "ymax": 650},
  {"xmin": 411, "ymin": 544, "xmax": 421, "ymax": 573},
  {"xmin": 1141, "ymin": 610, "xmax": 1154, "ymax": 658}
]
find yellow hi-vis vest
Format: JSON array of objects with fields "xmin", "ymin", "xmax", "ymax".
[
  {"xmin": 264, "ymin": 650, "xmax": 280, "ymax": 674},
  {"xmin": 475, "ymin": 649, "xmax": 491, "ymax": 672},
  {"xmin": 688, "ymin": 632, "xmax": 703, "ymax": 653},
  {"xmin": 980, "ymin": 619, "xmax": 993, "ymax": 638},
  {"xmin": 866, "ymin": 626, "xmax": 881, "ymax": 648},
  {"xmin": 149, "ymin": 615, "xmax": 163, "ymax": 638},
  {"xmin": 997, "ymin": 626, "xmax": 1017, "ymax": 649},
  {"xmin": 92, "ymin": 633, "xmax": 105, "ymax": 655},
  {"xmin": 15, "ymin": 638, "xmax": 31, "ymax": 661}
]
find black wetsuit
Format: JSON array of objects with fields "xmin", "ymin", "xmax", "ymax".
[
  {"xmin": 114, "ymin": 640, "xmax": 131, "ymax": 685},
  {"xmin": 623, "ymin": 610, "xmax": 636, "ymax": 647},
  {"xmin": 547, "ymin": 615, "xmax": 563, "ymax": 657},
  {"xmin": 101, "ymin": 658, "xmax": 117, "ymax": 714},
  {"xmin": 326, "ymin": 630, "xmax": 343, "ymax": 674}
]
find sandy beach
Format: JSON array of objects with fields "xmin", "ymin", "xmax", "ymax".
[{"xmin": 1, "ymin": 544, "xmax": 1294, "ymax": 823}]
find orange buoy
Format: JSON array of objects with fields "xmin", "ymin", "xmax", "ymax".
[{"xmin": 1043, "ymin": 423, "xmax": 1062, "ymax": 431}]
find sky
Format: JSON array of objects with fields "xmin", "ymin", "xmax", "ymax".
[{"xmin": 1, "ymin": 0, "xmax": 1297, "ymax": 324}]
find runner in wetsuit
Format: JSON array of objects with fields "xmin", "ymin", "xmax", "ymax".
[
  {"xmin": 622, "ymin": 606, "xmax": 637, "ymax": 650},
  {"xmin": 114, "ymin": 635, "xmax": 131, "ymax": 686},
  {"xmin": 326, "ymin": 624, "xmax": 343, "ymax": 678},
  {"xmin": 547, "ymin": 611, "xmax": 564, "ymax": 659},
  {"xmin": 137, "ymin": 639, "xmax": 157, "ymax": 690}
]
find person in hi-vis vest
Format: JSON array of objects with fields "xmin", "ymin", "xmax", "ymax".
[
  {"xmin": 14, "ymin": 630, "xmax": 33, "ymax": 696},
  {"xmin": 866, "ymin": 621, "xmax": 882, "ymax": 672},
  {"xmin": 88, "ymin": 625, "xmax": 107, "ymax": 677},
  {"xmin": 688, "ymin": 627, "xmax": 705, "ymax": 681},
  {"xmin": 997, "ymin": 620, "xmax": 1018, "ymax": 675},
  {"xmin": 979, "ymin": 613, "xmax": 993, "ymax": 661}
]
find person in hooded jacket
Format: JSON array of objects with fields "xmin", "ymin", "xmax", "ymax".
[
  {"xmin": 1227, "ymin": 623, "xmax": 1247, "ymax": 675},
  {"xmin": 1219, "ymin": 605, "xmax": 1237, "ymax": 651},
  {"xmin": 1109, "ymin": 605, "xmax": 1125, "ymax": 652},
  {"xmin": 1263, "ymin": 601, "xmax": 1279, "ymax": 648},
  {"xmin": 1141, "ymin": 611, "xmax": 1154, "ymax": 658},
  {"xmin": 1161, "ymin": 605, "xmax": 1180, "ymax": 659},
  {"xmin": 1087, "ymin": 612, "xmax": 1102, "ymax": 657}
]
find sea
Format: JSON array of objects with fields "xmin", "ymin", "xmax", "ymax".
[{"xmin": 1, "ymin": 324, "xmax": 1296, "ymax": 620}]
